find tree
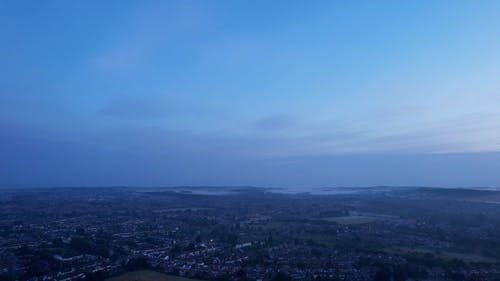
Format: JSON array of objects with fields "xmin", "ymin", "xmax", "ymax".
[
  {"xmin": 69, "ymin": 236, "xmax": 92, "ymax": 252},
  {"xmin": 124, "ymin": 257, "xmax": 150, "ymax": 271},
  {"xmin": 195, "ymin": 234, "xmax": 202, "ymax": 243},
  {"xmin": 393, "ymin": 265, "xmax": 408, "ymax": 281},
  {"xmin": 84, "ymin": 270, "xmax": 106, "ymax": 281},
  {"xmin": 373, "ymin": 270, "xmax": 390, "ymax": 281},
  {"xmin": 75, "ymin": 227, "xmax": 86, "ymax": 236},
  {"xmin": 272, "ymin": 272, "xmax": 292, "ymax": 281}
]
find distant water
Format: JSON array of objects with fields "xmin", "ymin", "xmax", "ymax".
[
  {"xmin": 148, "ymin": 186, "xmax": 411, "ymax": 195},
  {"xmin": 3, "ymin": 185, "xmax": 496, "ymax": 195},
  {"xmin": 267, "ymin": 186, "xmax": 361, "ymax": 195},
  {"xmin": 119, "ymin": 185, "xmax": 435, "ymax": 196},
  {"xmin": 129, "ymin": 186, "xmax": 360, "ymax": 195},
  {"xmin": 269, "ymin": 186, "xmax": 420, "ymax": 195}
]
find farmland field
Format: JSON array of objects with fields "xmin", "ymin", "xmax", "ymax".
[
  {"xmin": 389, "ymin": 247, "xmax": 497, "ymax": 263},
  {"xmin": 322, "ymin": 215, "xmax": 377, "ymax": 225}
]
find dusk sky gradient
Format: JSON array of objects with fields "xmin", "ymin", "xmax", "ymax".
[{"xmin": 1, "ymin": 0, "xmax": 500, "ymax": 187}]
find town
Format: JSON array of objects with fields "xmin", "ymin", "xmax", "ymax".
[{"xmin": 1, "ymin": 186, "xmax": 500, "ymax": 281}]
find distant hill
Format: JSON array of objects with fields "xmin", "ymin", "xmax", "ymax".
[{"xmin": 418, "ymin": 187, "xmax": 498, "ymax": 197}]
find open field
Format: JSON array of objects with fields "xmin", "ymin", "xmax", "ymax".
[
  {"xmin": 389, "ymin": 247, "xmax": 497, "ymax": 263},
  {"xmin": 440, "ymin": 251, "xmax": 497, "ymax": 263},
  {"xmin": 106, "ymin": 270, "xmax": 203, "ymax": 281},
  {"xmin": 322, "ymin": 215, "xmax": 378, "ymax": 225},
  {"xmin": 154, "ymin": 207, "xmax": 213, "ymax": 213}
]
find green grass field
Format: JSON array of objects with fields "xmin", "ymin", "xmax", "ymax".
[
  {"xmin": 106, "ymin": 270, "xmax": 203, "ymax": 281},
  {"xmin": 155, "ymin": 207, "xmax": 213, "ymax": 213},
  {"xmin": 389, "ymin": 247, "xmax": 497, "ymax": 263},
  {"xmin": 322, "ymin": 215, "xmax": 377, "ymax": 225}
]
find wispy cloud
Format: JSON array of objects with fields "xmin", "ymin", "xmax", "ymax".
[
  {"xmin": 90, "ymin": 47, "xmax": 139, "ymax": 71},
  {"xmin": 254, "ymin": 113, "xmax": 295, "ymax": 131},
  {"xmin": 89, "ymin": 1, "xmax": 210, "ymax": 73},
  {"xmin": 248, "ymin": 111, "xmax": 500, "ymax": 157},
  {"xmin": 101, "ymin": 98, "xmax": 179, "ymax": 120}
]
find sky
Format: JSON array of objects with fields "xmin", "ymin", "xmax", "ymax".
[{"xmin": 1, "ymin": 0, "xmax": 500, "ymax": 188}]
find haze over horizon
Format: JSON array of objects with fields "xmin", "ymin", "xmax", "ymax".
[{"xmin": 2, "ymin": 1, "xmax": 500, "ymax": 187}]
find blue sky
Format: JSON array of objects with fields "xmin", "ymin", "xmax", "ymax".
[{"xmin": 1, "ymin": 0, "xmax": 500, "ymax": 187}]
